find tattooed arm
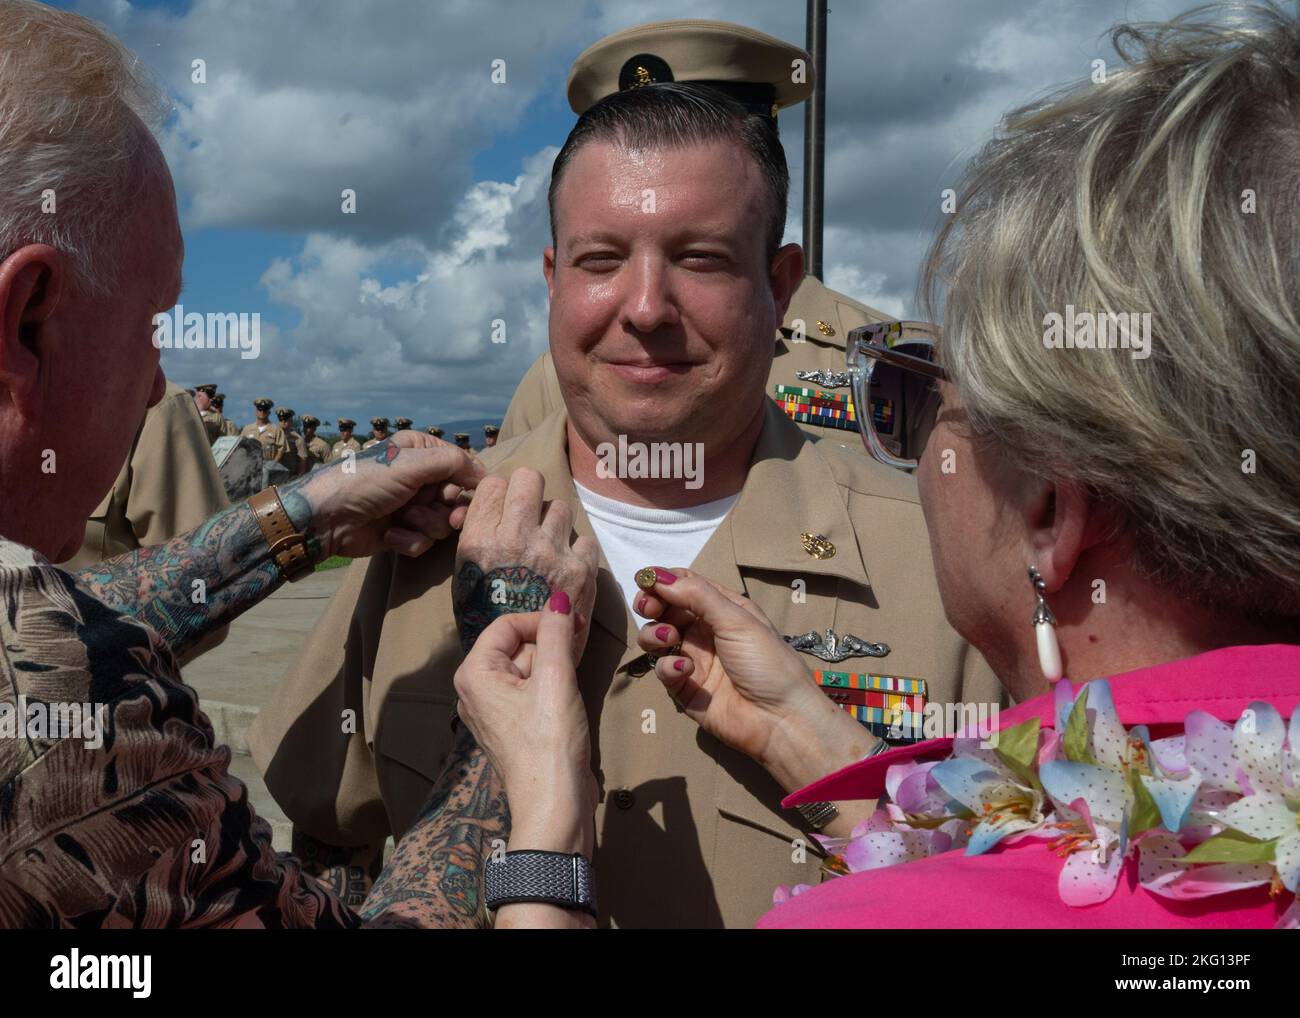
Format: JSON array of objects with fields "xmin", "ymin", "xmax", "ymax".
[
  {"xmin": 72, "ymin": 493, "xmax": 294, "ymax": 660},
  {"xmin": 72, "ymin": 436, "xmax": 485, "ymax": 659},
  {"xmin": 361, "ymin": 726, "xmax": 596, "ymax": 929},
  {"xmin": 292, "ymin": 829, "xmax": 386, "ymax": 909},
  {"xmin": 359, "ymin": 725, "xmax": 509, "ymax": 928}
]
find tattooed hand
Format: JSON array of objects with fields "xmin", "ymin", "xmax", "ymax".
[
  {"xmin": 452, "ymin": 469, "xmax": 599, "ymax": 655},
  {"xmin": 283, "ymin": 431, "xmax": 486, "ymax": 560}
]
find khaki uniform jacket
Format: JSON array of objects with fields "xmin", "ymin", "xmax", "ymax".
[
  {"xmin": 330, "ymin": 438, "xmax": 362, "ymax": 462},
  {"xmin": 58, "ymin": 382, "xmax": 231, "ymax": 661},
  {"xmin": 220, "ymin": 419, "xmax": 239, "ymax": 438},
  {"xmin": 199, "ymin": 408, "xmax": 225, "ymax": 445},
  {"xmin": 305, "ymin": 436, "xmax": 332, "ymax": 471},
  {"xmin": 499, "ymin": 275, "xmax": 890, "ymax": 442},
  {"xmin": 281, "ymin": 430, "xmax": 308, "ymax": 475},
  {"xmin": 239, "ymin": 421, "xmax": 288, "ymax": 461},
  {"xmin": 250, "ymin": 402, "xmax": 999, "ymax": 928},
  {"xmin": 361, "ymin": 436, "xmax": 386, "ymax": 450}
]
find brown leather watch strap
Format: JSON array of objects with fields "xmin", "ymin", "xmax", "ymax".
[{"xmin": 247, "ymin": 486, "xmax": 314, "ymax": 582}]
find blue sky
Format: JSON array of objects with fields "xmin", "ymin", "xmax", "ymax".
[{"xmin": 53, "ymin": 0, "xmax": 1188, "ymax": 430}]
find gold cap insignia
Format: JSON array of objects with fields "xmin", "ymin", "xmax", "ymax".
[{"xmin": 800, "ymin": 533, "xmax": 836, "ymax": 559}]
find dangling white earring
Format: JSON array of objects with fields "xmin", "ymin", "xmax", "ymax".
[{"xmin": 1028, "ymin": 566, "xmax": 1063, "ymax": 683}]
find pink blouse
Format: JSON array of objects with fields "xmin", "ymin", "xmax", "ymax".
[{"xmin": 759, "ymin": 644, "xmax": 1300, "ymax": 929}]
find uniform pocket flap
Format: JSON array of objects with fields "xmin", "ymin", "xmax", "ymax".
[
  {"xmin": 713, "ymin": 746, "xmax": 804, "ymax": 844},
  {"xmin": 374, "ymin": 691, "xmax": 456, "ymax": 784}
]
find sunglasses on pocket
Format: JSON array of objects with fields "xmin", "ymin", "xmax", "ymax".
[{"xmin": 846, "ymin": 321, "xmax": 948, "ymax": 471}]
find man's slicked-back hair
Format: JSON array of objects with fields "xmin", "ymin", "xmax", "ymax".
[
  {"xmin": 548, "ymin": 81, "xmax": 789, "ymax": 260},
  {"xmin": 0, "ymin": 0, "xmax": 169, "ymax": 297}
]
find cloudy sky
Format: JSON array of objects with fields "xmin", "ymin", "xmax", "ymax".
[{"xmin": 59, "ymin": 0, "xmax": 1190, "ymax": 429}]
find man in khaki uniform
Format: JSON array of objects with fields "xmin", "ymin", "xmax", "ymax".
[
  {"xmin": 251, "ymin": 76, "xmax": 998, "ymax": 929},
  {"xmin": 330, "ymin": 418, "xmax": 362, "ymax": 461},
  {"xmin": 499, "ymin": 20, "xmax": 891, "ymax": 445},
  {"xmin": 276, "ymin": 407, "xmax": 307, "ymax": 476},
  {"xmin": 58, "ymin": 380, "xmax": 229, "ymax": 664},
  {"xmin": 194, "ymin": 382, "xmax": 225, "ymax": 444},
  {"xmin": 301, "ymin": 415, "xmax": 331, "ymax": 471},
  {"xmin": 452, "ymin": 431, "xmax": 471, "ymax": 451},
  {"xmin": 213, "ymin": 393, "xmax": 238, "ymax": 436},
  {"xmin": 361, "ymin": 417, "xmax": 389, "ymax": 450},
  {"xmin": 239, "ymin": 397, "xmax": 288, "ymax": 462},
  {"xmin": 393, "ymin": 417, "xmax": 413, "ymax": 432},
  {"xmin": 425, "ymin": 425, "xmax": 444, "ymax": 439},
  {"xmin": 482, "ymin": 424, "xmax": 499, "ymax": 448}
]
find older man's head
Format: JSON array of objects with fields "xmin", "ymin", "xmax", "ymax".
[
  {"xmin": 0, "ymin": 1, "xmax": 177, "ymax": 561},
  {"xmin": 543, "ymin": 83, "xmax": 803, "ymax": 460}
]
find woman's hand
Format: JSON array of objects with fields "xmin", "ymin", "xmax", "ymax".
[
  {"xmin": 634, "ymin": 567, "xmax": 876, "ymax": 794},
  {"xmin": 453, "ymin": 596, "xmax": 596, "ymax": 859}
]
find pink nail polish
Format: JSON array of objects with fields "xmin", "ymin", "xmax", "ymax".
[
  {"xmin": 654, "ymin": 567, "xmax": 677, "ymax": 585},
  {"xmin": 655, "ymin": 625, "xmax": 671, "ymax": 643},
  {"xmin": 634, "ymin": 594, "xmax": 647, "ymax": 615},
  {"xmin": 548, "ymin": 591, "xmax": 571, "ymax": 615},
  {"xmin": 673, "ymin": 658, "xmax": 686, "ymax": 672}
]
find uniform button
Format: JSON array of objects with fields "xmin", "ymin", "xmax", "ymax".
[{"xmin": 612, "ymin": 788, "xmax": 636, "ymax": 810}]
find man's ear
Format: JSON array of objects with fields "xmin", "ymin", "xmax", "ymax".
[
  {"xmin": 542, "ymin": 246, "xmax": 557, "ymax": 301},
  {"xmin": 1024, "ymin": 478, "xmax": 1110, "ymax": 591},
  {"xmin": 0, "ymin": 244, "xmax": 63, "ymax": 407},
  {"xmin": 768, "ymin": 242, "xmax": 804, "ymax": 322}
]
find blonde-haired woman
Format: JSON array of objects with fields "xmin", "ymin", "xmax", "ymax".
[{"xmin": 620, "ymin": 2, "xmax": 1300, "ymax": 928}]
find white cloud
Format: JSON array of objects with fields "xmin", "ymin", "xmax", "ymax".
[{"xmin": 232, "ymin": 146, "xmax": 557, "ymax": 421}]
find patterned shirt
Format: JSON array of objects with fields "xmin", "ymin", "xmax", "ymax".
[{"xmin": 0, "ymin": 536, "xmax": 357, "ymax": 928}]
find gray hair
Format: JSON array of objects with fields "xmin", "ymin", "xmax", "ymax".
[
  {"xmin": 0, "ymin": 0, "xmax": 169, "ymax": 297},
  {"xmin": 922, "ymin": 2, "xmax": 1300, "ymax": 615}
]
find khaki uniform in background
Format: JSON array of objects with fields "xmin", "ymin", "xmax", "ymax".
[
  {"xmin": 362, "ymin": 417, "xmax": 390, "ymax": 451},
  {"xmin": 330, "ymin": 437, "xmax": 361, "ymax": 461},
  {"xmin": 281, "ymin": 431, "xmax": 307, "ymax": 475},
  {"xmin": 198, "ymin": 407, "xmax": 226, "ymax": 445},
  {"xmin": 499, "ymin": 275, "xmax": 889, "ymax": 443},
  {"xmin": 305, "ymin": 436, "xmax": 331, "ymax": 471},
  {"xmin": 239, "ymin": 420, "xmax": 288, "ymax": 461},
  {"xmin": 250, "ymin": 403, "xmax": 999, "ymax": 929},
  {"xmin": 220, "ymin": 418, "xmax": 238, "ymax": 438},
  {"xmin": 59, "ymin": 381, "xmax": 230, "ymax": 663}
]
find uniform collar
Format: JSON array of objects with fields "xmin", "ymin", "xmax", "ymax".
[
  {"xmin": 786, "ymin": 642, "xmax": 1300, "ymax": 806},
  {"xmin": 777, "ymin": 275, "xmax": 849, "ymax": 349},
  {"xmin": 480, "ymin": 402, "xmax": 873, "ymax": 650},
  {"xmin": 717, "ymin": 399, "xmax": 871, "ymax": 590}
]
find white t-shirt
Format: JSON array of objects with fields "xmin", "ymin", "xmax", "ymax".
[{"xmin": 573, "ymin": 481, "xmax": 740, "ymax": 617}]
